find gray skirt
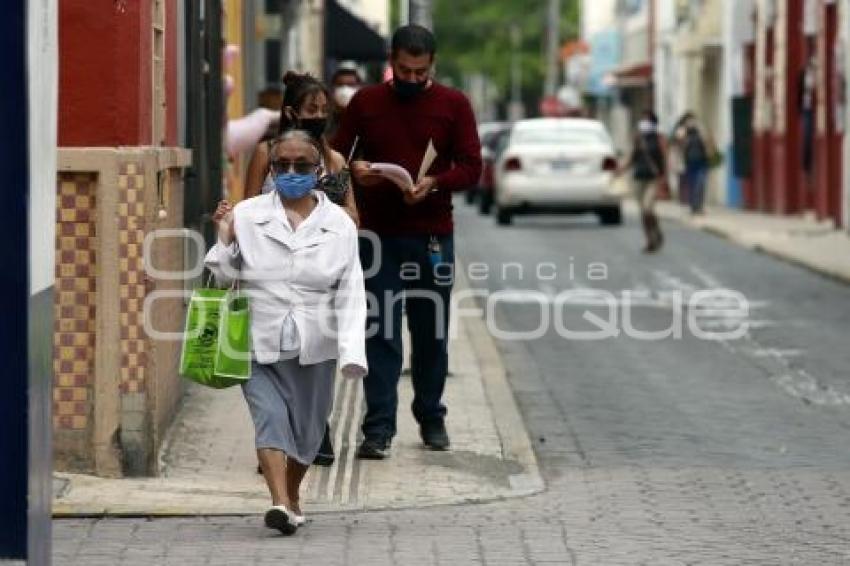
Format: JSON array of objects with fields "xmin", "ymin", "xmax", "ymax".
[{"xmin": 242, "ymin": 356, "xmax": 336, "ymax": 465}]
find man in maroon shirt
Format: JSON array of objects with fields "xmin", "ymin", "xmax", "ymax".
[{"xmin": 333, "ymin": 25, "xmax": 482, "ymax": 459}]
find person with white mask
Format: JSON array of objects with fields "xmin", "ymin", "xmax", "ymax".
[{"xmin": 328, "ymin": 62, "xmax": 362, "ymax": 137}]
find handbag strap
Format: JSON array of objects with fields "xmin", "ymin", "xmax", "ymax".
[
  {"xmin": 229, "ymin": 252, "xmax": 243, "ymax": 295},
  {"xmin": 203, "ymin": 244, "xmax": 242, "ymax": 293}
]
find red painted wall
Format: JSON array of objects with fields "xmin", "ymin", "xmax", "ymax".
[
  {"xmin": 814, "ymin": 2, "xmax": 844, "ymax": 226},
  {"xmin": 59, "ymin": 0, "xmax": 152, "ymax": 147},
  {"xmin": 783, "ymin": 0, "xmax": 806, "ymax": 214},
  {"xmin": 768, "ymin": 0, "xmax": 804, "ymax": 214},
  {"xmin": 755, "ymin": 28, "xmax": 776, "ymax": 212},
  {"xmin": 753, "ymin": 3, "xmax": 805, "ymax": 215},
  {"xmin": 743, "ymin": 43, "xmax": 757, "ymax": 210}
]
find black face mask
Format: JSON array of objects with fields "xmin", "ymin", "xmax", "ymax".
[
  {"xmin": 393, "ymin": 77, "xmax": 428, "ymax": 100},
  {"xmin": 298, "ymin": 117, "xmax": 328, "ymax": 140}
]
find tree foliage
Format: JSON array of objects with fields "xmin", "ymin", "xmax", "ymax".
[{"xmin": 431, "ymin": 0, "xmax": 580, "ymax": 104}]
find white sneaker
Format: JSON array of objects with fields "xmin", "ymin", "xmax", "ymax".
[
  {"xmin": 264, "ymin": 505, "xmax": 297, "ymax": 535},
  {"xmin": 293, "ymin": 513, "xmax": 307, "ymax": 527}
]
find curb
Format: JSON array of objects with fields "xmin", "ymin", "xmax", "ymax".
[
  {"xmin": 657, "ymin": 206, "xmax": 850, "ymax": 287},
  {"xmin": 455, "ymin": 266, "xmax": 545, "ymax": 498}
]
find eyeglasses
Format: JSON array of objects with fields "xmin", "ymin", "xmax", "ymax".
[{"xmin": 270, "ymin": 159, "xmax": 320, "ymax": 175}]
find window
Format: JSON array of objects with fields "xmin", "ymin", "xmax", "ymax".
[{"xmin": 512, "ymin": 127, "xmax": 612, "ymax": 146}]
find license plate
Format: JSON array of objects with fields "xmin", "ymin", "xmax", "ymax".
[{"xmin": 551, "ymin": 159, "xmax": 572, "ymax": 171}]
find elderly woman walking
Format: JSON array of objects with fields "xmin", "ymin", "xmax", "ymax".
[
  {"xmin": 206, "ymin": 130, "xmax": 367, "ymax": 535},
  {"xmin": 244, "ymin": 71, "xmax": 359, "ymax": 469}
]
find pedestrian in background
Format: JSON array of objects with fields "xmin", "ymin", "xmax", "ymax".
[
  {"xmin": 668, "ymin": 114, "xmax": 689, "ymax": 205},
  {"xmin": 328, "ymin": 61, "xmax": 363, "ymax": 138},
  {"xmin": 333, "ymin": 25, "xmax": 482, "ymax": 459},
  {"xmin": 207, "ymin": 131, "xmax": 367, "ymax": 535},
  {"xmin": 674, "ymin": 111, "xmax": 715, "ymax": 215},
  {"xmin": 617, "ymin": 110, "xmax": 666, "ymax": 253}
]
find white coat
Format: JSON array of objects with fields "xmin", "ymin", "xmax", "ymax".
[{"xmin": 204, "ymin": 191, "xmax": 367, "ymax": 377}]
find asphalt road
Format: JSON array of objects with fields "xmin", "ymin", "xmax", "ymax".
[{"xmin": 54, "ymin": 201, "xmax": 850, "ymax": 565}]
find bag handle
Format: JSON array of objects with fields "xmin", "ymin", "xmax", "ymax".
[
  {"xmin": 202, "ymin": 245, "xmax": 243, "ymax": 293},
  {"xmin": 230, "ymin": 271, "xmax": 241, "ymax": 294}
]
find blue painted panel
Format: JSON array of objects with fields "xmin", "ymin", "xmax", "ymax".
[
  {"xmin": 0, "ymin": 0, "xmax": 31, "ymax": 560},
  {"xmin": 726, "ymin": 143, "xmax": 743, "ymax": 208},
  {"xmin": 587, "ymin": 29, "xmax": 622, "ymax": 97}
]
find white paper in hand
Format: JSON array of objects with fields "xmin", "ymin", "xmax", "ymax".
[
  {"xmin": 369, "ymin": 163, "xmax": 414, "ymax": 192},
  {"xmin": 369, "ymin": 140, "xmax": 438, "ymax": 193},
  {"xmin": 417, "ymin": 139, "xmax": 438, "ymax": 183}
]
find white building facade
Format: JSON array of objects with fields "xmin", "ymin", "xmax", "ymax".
[{"xmin": 653, "ymin": 0, "xmax": 731, "ymax": 206}]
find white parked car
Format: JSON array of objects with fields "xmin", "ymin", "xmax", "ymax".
[{"xmin": 493, "ymin": 118, "xmax": 623, "ymax": 226}]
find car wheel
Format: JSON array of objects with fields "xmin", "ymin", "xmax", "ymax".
[
  {"xmin": 496, "ymin": 206, "xmax": 513, "ymax": 226},
  {"xmin": 464, "ymin": 190, "xmax": 476, "ymax": 205},
  {"xmin": 478, "ymin": 193, "xmax": 493, "ymax": 215},
  {"xmin": 598, "ymin": 206, "xmax": 622, "ymax": 226}
]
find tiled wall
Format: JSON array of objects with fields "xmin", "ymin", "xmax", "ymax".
[
  {"xmin": 117, "ymin": 162, "xmax": 147, "ymax": 395},
  {"xmin": 55, "ymin": 147, "xmax": 190, "ymax": 476},
  {"xmin": 54, "ymin": 173, "xmax": 97, "ymax": 432}
]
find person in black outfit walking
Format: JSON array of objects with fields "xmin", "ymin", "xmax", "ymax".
[{"xmin": 618, "ymin": 110, "xmax": 667, "ymax": 253}]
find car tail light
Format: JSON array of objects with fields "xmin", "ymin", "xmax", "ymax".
[
  {"xmin": 602, "ymin": 157, "xmax": 618, "ymax": 171},
  {"xmin": 504, "ymin": 157, "xmax": 522, "ymax": 172}
]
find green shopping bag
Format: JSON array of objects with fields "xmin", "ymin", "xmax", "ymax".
[
  {"xmin": 213, "ymin": 293, "xmax": 252, "ymax": 382},
  {"xmin": 179, "ymin": 287, "xmax": 252, "ymax": 389}
]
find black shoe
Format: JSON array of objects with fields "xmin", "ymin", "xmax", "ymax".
[
  {"xmin": 264, "ymin": 506, "xmax": 297, "ymax": 535},
  {"xmin": 420, "ymin": 421, "xmax": 450, "ymax": 451},
  {"xmin": 356, "ymin": 437, "xmax": 391, "ymax": 460},
  {"xmin": 313, "ymin": 425, "xmax": 335, "ymax": 467}
]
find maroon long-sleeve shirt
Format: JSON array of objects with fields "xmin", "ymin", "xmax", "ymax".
[{"xmin": 332, "ymin": 81, "xmax": 482, "ymax": 236}]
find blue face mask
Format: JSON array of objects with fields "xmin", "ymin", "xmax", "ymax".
[{"xmin": 274, "ymin": 172, "xmax": 317, "ymax": 200}]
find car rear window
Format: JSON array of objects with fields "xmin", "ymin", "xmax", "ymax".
[
  {"xmin": 482, "ymin": 129, "xmax": 510, "ymax": 149},
  {"xmin": 512, "ymin": 128, "xmax": 610, "ymax": 146}
]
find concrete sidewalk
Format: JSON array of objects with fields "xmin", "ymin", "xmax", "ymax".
[
  {"xmin": 53, "ymin": 270, "xmax": 542, "ymax": 516},
  {"xmin": 656, "ymin": 201, "xmax": 850, "ymax": 285}
]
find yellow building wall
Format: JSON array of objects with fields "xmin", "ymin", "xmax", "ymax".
[{"xmin": 224, "ymin": 0, "xmax": 245, "ymax": 201}]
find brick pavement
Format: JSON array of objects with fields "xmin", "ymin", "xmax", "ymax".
[
  {"xmin": 51, "ymin": 211, "xmax": 850, "ymax": 564},
  {"xmin": 53, "ymin": 269, "xmax": 541, "ymax": 516},
  {"xmin": 53, "ymin": 331, "xmax": 850, "ymax": 565}
]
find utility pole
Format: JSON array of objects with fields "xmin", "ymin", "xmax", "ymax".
[
  {"xmin": 544, "ymin": 0, "xmax": 560, "ymax": 96},
  {"xmin": 509, "ymin": 24, "xmax": 524, "ymax": 121},
  {"xmin": 409, "ymin": 0, "xmax": 432, "ymax": 30}
]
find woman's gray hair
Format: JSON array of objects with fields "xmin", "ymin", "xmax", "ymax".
[{"xmin": 270, "ymin": 129, "xmax": 323, "ymax": 162}]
